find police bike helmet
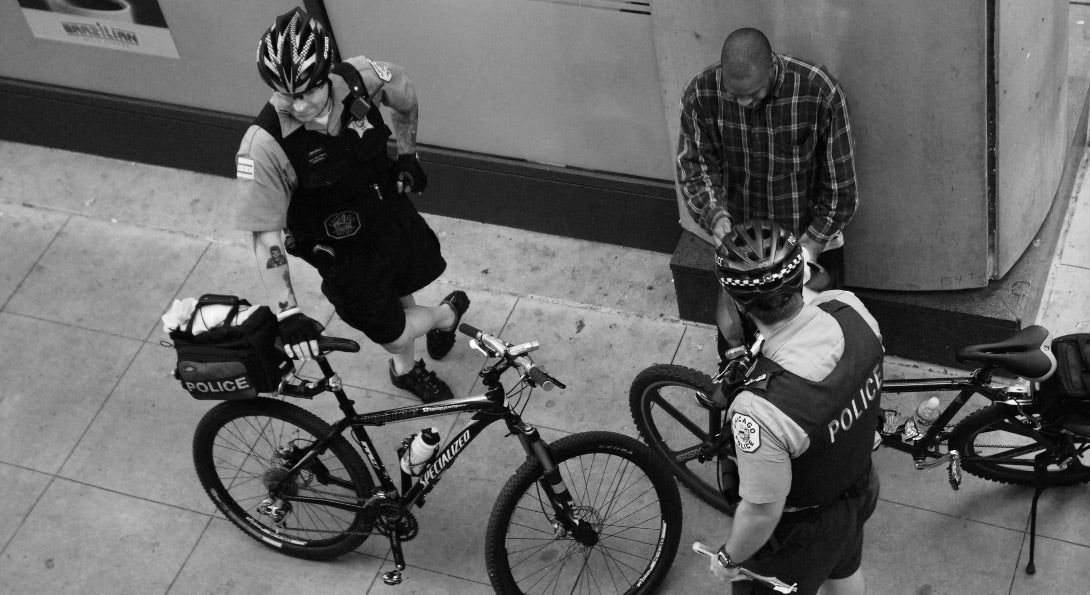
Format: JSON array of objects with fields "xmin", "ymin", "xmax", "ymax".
[
  {"xmin": 715, "ymin": 219, "xmax": 805, "ymax": 307},
  {"xmin": 256, "ymin": 8, "xmax": 335, "ymax": 95}
]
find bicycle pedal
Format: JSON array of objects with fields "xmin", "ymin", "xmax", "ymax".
[
  {"xmin": 947, "ymin": 450, "xmax": 962, "ymax": 491},
  {"xmin": 382, "ymin": 569, "xmax": 403, "ymax": 585}
]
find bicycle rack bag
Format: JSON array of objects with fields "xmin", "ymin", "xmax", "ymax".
[{"xmin": 169, "ymin": 294, "xmax": 293, "ymax": 400}]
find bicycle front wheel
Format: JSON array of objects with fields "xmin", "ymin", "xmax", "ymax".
[
  {"xmin": 947, "ymin": 403, "xmax": 1090, "ymax": 486},
  {"xmin": 192, "ymin": 398, "xmax": 374, "ymax": 560},
  {"xmin": 629, "ymin": 364, "xmax": 735, "ymax": 513},
  {"xmin": 485, "ymin": 431, "xmax": 682, "ymax": 595}
]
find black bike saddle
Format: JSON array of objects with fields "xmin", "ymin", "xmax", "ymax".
[{"xmin": 955, "ymin": 325, "xmax": 1057, "ymax": 381}]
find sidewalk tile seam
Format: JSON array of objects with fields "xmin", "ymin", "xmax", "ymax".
[
  {"xmin": 146, "ymin": 239, "xmax": 214, "ymax": 343},
  {"xmin": 0, "ymin": 209, "xmax": 71, "ymax": 313},
  {"xmin": 0, "ymin": 473, "xmax": 57, "ymax": 559},
  {"xmin": 0, "ymin": 310, "xmax": 146, "ymax": 348}
]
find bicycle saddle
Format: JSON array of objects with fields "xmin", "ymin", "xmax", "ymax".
[{"xmin": 955, "ymin": 325, "xmax": 1057, "ymax": 381}]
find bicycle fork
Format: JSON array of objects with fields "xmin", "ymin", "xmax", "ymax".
[{"xmin": 512, "ymin": 422, "xmax": 599, "ymax": 546}]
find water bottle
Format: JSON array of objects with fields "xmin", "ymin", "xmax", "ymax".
[
  {"xmin": 901, "ymin": 397, "xmax": 941, "ymax": 442},
  {"xmin": 400, "ymin": 428, "xmax": 441, "ymax": 476},
  {"xmin": 914, "ymin": 397, "xmax": 941, "ymax": 429}
]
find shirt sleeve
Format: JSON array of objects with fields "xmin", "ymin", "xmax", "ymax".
[
  {"xmin": 729, "ymin": 391, "xmax": 810, "ymax": 504},
  {"xmin": 234, "ymin": 124, "xmax": 296, "ymax": 232},
  {"xmin": 676, "ymin": 79, "xmax": 729, "ymax": 234},
  {"xmin": 806, "ymin": 81, "xmax": 858, "ymax": 244}
]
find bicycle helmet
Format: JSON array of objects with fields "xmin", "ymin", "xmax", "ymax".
[
  {"xmin": 715, "ymin": 219, "xmax": 805, "ymax": 304},
  {"xmin": 256, "ymin": 8, "xmax": 335, "ymax": 95}
]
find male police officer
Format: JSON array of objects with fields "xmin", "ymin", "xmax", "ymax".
[
  {"xmin": 235, "ymin": 8, "xmax": 468, "ymax": 402},
  {"xmin": 709, "ymin": 220, "xmax": 881, "ymax": 595}
]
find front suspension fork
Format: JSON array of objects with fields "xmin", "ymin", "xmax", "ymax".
[{"xmin": 514, "ymin": 423, "xmax": 599, "ymax": 546}]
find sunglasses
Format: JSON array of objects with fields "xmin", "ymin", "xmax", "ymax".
[{"xmin": 276, "ymin": 79, "xmax": 327, "ymax": 101}]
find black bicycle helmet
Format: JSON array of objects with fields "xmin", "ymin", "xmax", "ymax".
[
  {"xmin": 715, "ymin": 219, "xmax": 805, "ymax": 303},
  {"xmin": 256, "ymin": 8, "xmax": 335, "ymax": 95}
]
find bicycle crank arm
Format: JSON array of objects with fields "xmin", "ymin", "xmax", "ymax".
[
  {"xmin": 914, "ymin": 451, "xmax": 955, "ymax": 470},
  {"xmin": 693, "ymin": 542, "xmax": 798, "ymax": 593},
  {"xmin": 912, "ymin": 451, "xmax": 963, "ymax": 490}
]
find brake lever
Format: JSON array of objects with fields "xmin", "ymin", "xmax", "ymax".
[{"xmin": 468, "ymin": 338, "xmax": 490, "ymax": 357}]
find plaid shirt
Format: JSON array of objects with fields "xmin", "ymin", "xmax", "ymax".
[{"xmin": 676, "ymin": 53, "xmax": 857, "ymax": 244}]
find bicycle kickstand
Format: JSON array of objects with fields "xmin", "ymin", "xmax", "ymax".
[
  {"xmin": 382, "ymin": 533, "xmax": 407, "ymax": 585},
  {"xmin": 1024, "ymin": 451, "xmax": 1050, "ymax": 575}
]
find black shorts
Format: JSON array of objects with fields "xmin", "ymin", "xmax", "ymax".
[
  {"xmin": 320, "ymin": 195, "xmax": 446, "ymax": 345},
  {"xmin": 732, "ymin": 465, "xmax": 880, "ymax": 595}
]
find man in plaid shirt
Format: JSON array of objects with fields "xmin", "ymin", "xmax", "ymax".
[{"xmin": 677, "ymin": 27, "xmax": 858, "ymax": 357}]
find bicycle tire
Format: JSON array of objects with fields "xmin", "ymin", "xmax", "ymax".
[
  {"xmin": 946, "ymin": 403, "xmax": 1090, "ymax": 487},
  {"xmin": 484, "ymin": 431, "xmax": 682, "ymax": 595},
  {"xmin": 629, "ymin": 364, "xmax": 736, "ymax": 514},
  {"xmin": 192, "ymin": 398, "xmax": 375, "ymax": 560}
]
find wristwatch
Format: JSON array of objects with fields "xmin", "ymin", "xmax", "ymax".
[{"xmin": 716, "ymin": 545, "xmax": 742, "ymax": 569}]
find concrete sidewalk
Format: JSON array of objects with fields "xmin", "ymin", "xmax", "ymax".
[{"xmin": 0, "ymin": 138, "xmax": 1088, "ymax": 595}]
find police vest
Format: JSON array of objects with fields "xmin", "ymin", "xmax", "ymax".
[
  {"xmin": 253, "ymin": 62, "xmax": 394, "ymax": 246},
  {"xmin": 739, "ymin": 300, "xmax": 883, "ymax": 508}
]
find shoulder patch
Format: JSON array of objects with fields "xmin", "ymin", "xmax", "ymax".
[
  {"xmin": 370, "ymin": 60, "xmax": 392, "ymax": 82},
  {"xmin": 731, "ymin": 413, "xmax": 762, "ymax": 453},
  {"xmin": 236, "ymin": 156, "xmax": 254, "ymax": 180}
]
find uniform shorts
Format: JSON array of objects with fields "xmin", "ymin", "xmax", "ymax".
[
  {"xmin": 732, "ymin": 464, "xmax": 880, "ymax": 595},
  {"xmin": 320, "ymin": 194, "xmax": 446, "ymax": 345}
]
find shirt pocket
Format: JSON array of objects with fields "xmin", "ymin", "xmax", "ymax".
[{"xmin": 769, "ymin": 130, "xmax": 817, "ymax": 178}]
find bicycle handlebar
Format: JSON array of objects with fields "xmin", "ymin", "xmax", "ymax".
[
  {"xmin": 692, "ymin": 542, "xmax": 797, "ymax": 593},
  {"xmin": 459, "ymin": 323, "xmax": 566, "ymax": 391}
]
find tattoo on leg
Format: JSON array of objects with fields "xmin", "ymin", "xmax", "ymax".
[{"xmin": 266, "ymin": 246, "xmax": 288, "ymax": 269}]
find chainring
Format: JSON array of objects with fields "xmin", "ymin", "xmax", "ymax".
[{"xmin": 366, "ymin": 500, "xmax": 419, "ymax": 541}]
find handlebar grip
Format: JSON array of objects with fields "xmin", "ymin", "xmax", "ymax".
[
  {"xmin": 459, "ymin": 322, "xmax": 481, "ymax": 338},
  {"xmin": 318, "ymin": 337, "xmax": 360, "ymax": 353},
  {"xmin": 526, "ymin": 366, "xmax": 555, "ymax": 391}
]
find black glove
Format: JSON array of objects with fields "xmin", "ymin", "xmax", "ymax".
[
  {"xmin": 277, "ymin": 309, "xmax": 325, "ymax": 360},
  {"xmin": 393, "ymin": 153, "xmax": 428, "ymax": 194}
]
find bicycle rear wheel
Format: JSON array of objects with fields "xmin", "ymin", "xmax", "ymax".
[
  {"xmin": 485, "ymin": 431, "xmax": 682, "ymax": 595},
  {"xmin": 629, "ymin": 364, "xmax": 735, "ymax": 513},
  {"xmin": 947, "ymin": 403, "xmax": 1090, "ymax": 486},
  {"xmin": 192, "ymin": 398, "xmax": 374, "ymax": 560}
]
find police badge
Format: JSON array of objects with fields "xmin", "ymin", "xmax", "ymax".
[{"xmin": 324, "ymin": 211, "xmax": 361, "ymax": 239}]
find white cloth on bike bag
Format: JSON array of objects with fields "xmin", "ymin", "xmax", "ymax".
[
  {"xmin": 168, "ymin": 294, "xmax": 292, "ymax": 400},
  {"xmin": 161, "ymin": 297, "xmax": 258, "ymax": 334}
]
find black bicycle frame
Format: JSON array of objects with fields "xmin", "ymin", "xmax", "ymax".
[
  {"xmin": 272, "ymin": 357, "xmax": 552, "ymax": 515},
  {"xmin": 881, "ymin": 366, "xmax": 1043, "ymax": 466}
]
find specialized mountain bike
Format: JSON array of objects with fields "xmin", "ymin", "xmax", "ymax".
[
  {"xmin": 628, "ymin": 324, "xmax": 1090, "ymax": 573},
  {"xmin": 192, "ymin": 323, "xmax": 682, "ymax": 594}
]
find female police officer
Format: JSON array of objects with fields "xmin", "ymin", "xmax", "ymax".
[{"xmin": 235, "ymin": 8, "xmax": 468, "ymax": 402}]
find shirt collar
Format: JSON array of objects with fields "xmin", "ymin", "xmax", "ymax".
[
  {"xmin": 759, "ymin": 299, "xmax": 821, "ymax": 358},
  {"xmin": 767, "ymin": 53, "xmax": 786, "ymax": 100}
]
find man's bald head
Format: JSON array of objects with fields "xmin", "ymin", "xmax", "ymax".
[
  {"xmin": 720, "ymin": 28, "xmax": 774, "ymax": 107},
  {"xmin": 721, "ymin": 28, "xmax": 773, "ymax": 83}
]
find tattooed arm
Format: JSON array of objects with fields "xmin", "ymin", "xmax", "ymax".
[
  {"xmin": 252, "ymin": 230, "xmax": 299, "ymax": 316},
  {"xmin": 373, "ymin": 60, "xmax": 419, "ymax": 156}
]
